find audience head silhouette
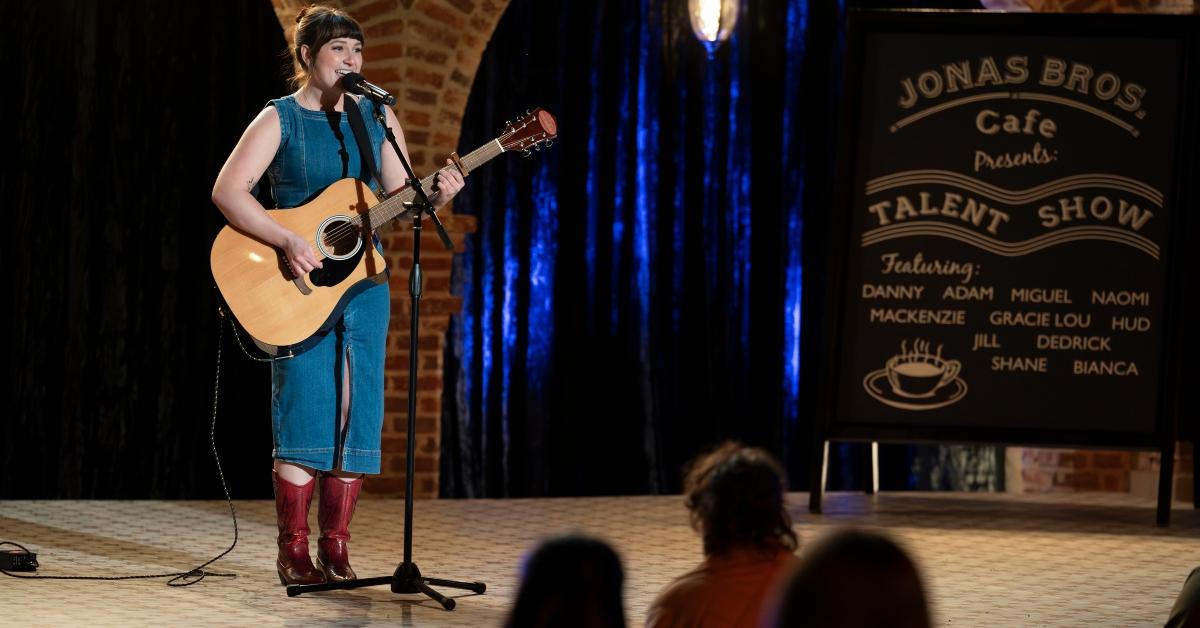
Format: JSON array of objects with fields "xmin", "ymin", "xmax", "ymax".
[
  {"xmin": 770, "ymin": 528, "xmax": 931, "ymax": 628},
  {"xmin": 505, "ymin": 533, "xmax": 626, "ymax": 628},
  {"xmin": 1164, "ymin": 566, "xmax": 1199, "ymax": 628},
  {"xmin": 684, "ymin": 441, "xmax": 798, "ymax": 556}
]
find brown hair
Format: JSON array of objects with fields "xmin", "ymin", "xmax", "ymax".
[
  {"xmin": 683, "ymin": 441, "xmax": 798, "ymax": 557},
  {"xmin": 288, "ymin": 4, "xmax": 365, "ymax": 89},
  {"xmin": 769, "ymin": 529, "xmax": 931, "ymax": 628},
  {"xmin": 504, "ymin": 534, "xmax": 626, "ymax": 628}
]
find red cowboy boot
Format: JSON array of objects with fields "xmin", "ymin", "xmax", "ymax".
[
  {"xmin": 273, "ymin": 473, "xmax": 324, "ymax": 586},
  {"xmin": 317, "ymin": 473, "xmax": 363, "ymax": 581}
]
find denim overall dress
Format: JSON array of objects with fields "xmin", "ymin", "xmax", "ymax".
[{"xmin": 265, "ymin": 94, "xmax": 390, "ymax": 474}]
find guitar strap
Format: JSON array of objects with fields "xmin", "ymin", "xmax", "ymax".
[{"xmin": 344, "ymin": 94, "xmax": 385, "ymax": 198}]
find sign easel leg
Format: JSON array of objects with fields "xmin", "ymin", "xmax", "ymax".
[
  {"xmin": 863, "ymin": 441, "xmax": 879, "ymax": 495},
  {"xmin": 1157, "ymin": 439, "xmax": 1176, "ymax": 527},
  {"xmin": 810, "ymin": 440, "xmax": 829, "ymax": 514}
]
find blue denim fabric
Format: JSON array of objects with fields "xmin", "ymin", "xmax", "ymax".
[
  {"xmin": 270, "ymin": 280, "xmax": 390, "ymax": 473},
  {"xmin": 265, "ymin": 94, "xmax": 390, "ymax": 474},
  {"xmin": 267, "ymin": 94, "xmax": 386, "ymax": 207}
]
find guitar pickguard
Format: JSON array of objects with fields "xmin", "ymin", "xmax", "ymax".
[{"xmin": 308, "ymin": 239, "xmax": 366, "ymax": 287}]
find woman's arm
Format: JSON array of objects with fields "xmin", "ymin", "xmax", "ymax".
[{"xmin": 211, "ymin": 107, "xmax": 322, "ymax": 276}]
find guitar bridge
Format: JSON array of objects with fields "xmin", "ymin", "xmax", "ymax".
[
  {"xmin": 292, "ymin": 276, "xmax": 313, "ymax": 295},
  {"xmin": 282, "ymin": 254, "xmax": 313, "ymax": 295}
]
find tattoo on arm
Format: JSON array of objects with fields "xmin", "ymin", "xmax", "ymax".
[{"xmin": 247, "ymin": 178, "xmax": 258, "ymax": 192}]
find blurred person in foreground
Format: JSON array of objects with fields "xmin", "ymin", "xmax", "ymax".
[
  {"xmin": 505, "ymin": 533, "xmax": 627, "ymax": 628},
  {"xmin": 765, "ymin": 528, "xmax": 931, "ymax": 628},
  {"xmin": 1164, "ymin": 566, "xmax": 1200, "ymax": 628},
  {"xmin": 646, "ymin": 442, "xmax": 799, "ymax": 628}
]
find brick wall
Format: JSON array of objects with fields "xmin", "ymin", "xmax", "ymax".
[
  {"xmin": 1010, "ymin": 442, "xmax": 1194, "ymax": 502},
  {"xmin": 269, "ymin": 0, "xmax": 513, "ymax": 497}
]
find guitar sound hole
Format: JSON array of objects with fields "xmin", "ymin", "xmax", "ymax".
[{"xmin": 319, "ymin": 217, "xmax": 361, "ymax": 259}]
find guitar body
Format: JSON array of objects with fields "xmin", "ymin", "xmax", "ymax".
[{"xmin": 211, "ymin": 178, "xmax": 388, "ymax": 354}]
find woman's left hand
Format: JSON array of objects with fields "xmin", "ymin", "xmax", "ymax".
[{"xmin": 431, "ymin": 158, "xmax": 465, "ymax": 209}]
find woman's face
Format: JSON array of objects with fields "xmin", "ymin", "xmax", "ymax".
[{"xmin": 304, "ymin": 37, "xmax": 363, "ymax": 91}]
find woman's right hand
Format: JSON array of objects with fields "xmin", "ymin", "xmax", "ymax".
[{"xmin": 281, "ymin": 231, "xmax": 323, "ymax": 277}]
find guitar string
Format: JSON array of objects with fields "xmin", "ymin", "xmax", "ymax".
[
  {"xmin": 305, "ymin": 128, "xmax": 542, "ymax": 258},
  {"xmin": 312, "ymin": 142, "xmax": 502, "ymax": 258},
  {"xmin": 315, "ymin": 166, "xmax": 448, "ymax": 254},
  {"xmin": 316, "ymin": 158, "xmax": 472, "ymax": 253},
  {"xmin": 316, "ymin": 133, "xmax": 526, "ymax": 251},
  {"xmin": 318, "ymin": 128, "xmax": 538, "ymax": 251},
  {"xmin": 311, "ymin": 137, "xmax": 508, "ymax": 256}
]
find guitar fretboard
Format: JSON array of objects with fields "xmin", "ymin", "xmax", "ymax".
[{"xmin": 354, "ymin": 139, "xmax": 505, "ymax": 232}]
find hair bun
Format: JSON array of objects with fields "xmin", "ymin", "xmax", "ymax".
[{"xmin": 295, "ymin": 4, "xmax": 315, "ymax": 24}]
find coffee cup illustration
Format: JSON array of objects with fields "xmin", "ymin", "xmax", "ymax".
[
  {"xmin": 885, "ymin": 353, "xmax": 960, "ymax": 398},
  {"xmin": 864, "ymin": 339, "xmax": 966, "ymax": 410}
]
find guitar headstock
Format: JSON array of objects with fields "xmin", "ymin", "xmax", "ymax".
[{"xmin": 498, "ymin": 108, "xmax": 558, "ymax": 156}]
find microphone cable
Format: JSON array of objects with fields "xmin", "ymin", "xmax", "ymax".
[{"xmin": 0, "ymin": 309, "xmax": 242, "ymax": 586}]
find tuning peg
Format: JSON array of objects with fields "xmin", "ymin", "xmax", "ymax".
[
  {"xmin": 526, "ymin": 108, "xmax": 532, "ymax": 115},
  {"xmin": 521, "ymin": 149, "xmax": 531, "ymax": 157},
  {"xmin": 544, "ymin": 140, "xmax": 554, "ymax": 148}
]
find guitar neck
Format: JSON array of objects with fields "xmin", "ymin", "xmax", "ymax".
[{"xmin": 361, "ymin": 139, "xmax": 505, "ymax": 231}]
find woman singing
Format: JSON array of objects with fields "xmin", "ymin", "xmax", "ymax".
[{"xmin": 211, "ymin": 4, "xmax": 464, "ymax": 585}]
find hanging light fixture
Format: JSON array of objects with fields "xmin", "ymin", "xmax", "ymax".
[{"xmin": 688, "ymin": 0, "xmax": 738, "ymax": 54}]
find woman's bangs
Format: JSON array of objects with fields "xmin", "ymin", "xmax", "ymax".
[{"xmin": 326, "ymin": 17, "xmax": 364, "ymax": 45}]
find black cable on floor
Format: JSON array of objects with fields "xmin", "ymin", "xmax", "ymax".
[{"xmin": 0, "ymin": 311, "xmax": 242, "ymax": 586}]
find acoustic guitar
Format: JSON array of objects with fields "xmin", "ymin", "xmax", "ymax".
[{"xmin": 210, "ymin": 108, "xmax": 557, "ymax": 355}]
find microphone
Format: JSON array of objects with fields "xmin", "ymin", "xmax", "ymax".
[{"xmin": 340, "ymin": 72, "xmax": 396, "ymax": 106}]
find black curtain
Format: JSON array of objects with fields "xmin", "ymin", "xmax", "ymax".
[{"xmin": 3, "ymin": 0, "xmax": 286, "ymax": 498}]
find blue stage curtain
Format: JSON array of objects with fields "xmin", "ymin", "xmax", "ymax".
[{"xmin": 442, "ymin": 0, "xmax": 973, "ymax": 497}]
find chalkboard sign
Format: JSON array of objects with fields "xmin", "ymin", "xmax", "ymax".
[{"xmin": 814, "ymin": 11, "xmax": 1198, "ymax": 522}]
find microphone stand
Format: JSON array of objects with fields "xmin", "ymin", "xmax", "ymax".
[{"xmin": 286, "ymin": 97, "xmax": 485, "ymax": 610}]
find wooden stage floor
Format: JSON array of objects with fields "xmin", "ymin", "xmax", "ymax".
[{"xmin": 1, "ymin": 492, "xmax": 1196, "ymax": 626}]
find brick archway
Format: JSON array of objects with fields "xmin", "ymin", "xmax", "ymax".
[{"xmin": 268, "ymin": 0, "xmax": 513, "ymax": 497}]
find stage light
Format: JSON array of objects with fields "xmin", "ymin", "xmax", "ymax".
[{"xmin": 688, "ymin": 0, "xmax": 738, "ymax": 54}]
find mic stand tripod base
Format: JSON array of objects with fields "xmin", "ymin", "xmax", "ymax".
[{"xmin": 285, "ymin": 563, "xmax": 486, "ymax": 609}]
